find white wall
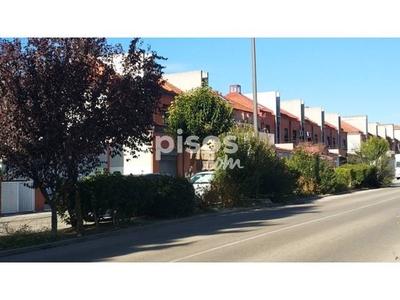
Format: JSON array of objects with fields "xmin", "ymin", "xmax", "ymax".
[
  {"xmin": 305, "ymin": 107, "xmax": 325, "ymax": 142},
  {"xmin": 368, "ymin": 122, "xmax": 379, "ymax": 136},
  {"xmin": 395, "ymin": 128, "xmax": 400, "ymax": 140},
  {"xmin": 325, "ymin": 113, "xmax": 341, "ymax": 130},
  {"xmin": 120, "ymin": 145, "xmax": 153, "ymax": 175},
  {"xmin": 347, "ymin": 134, "xmax": 362, "ymax": 154},
  {"xmin": 281, "ymin": 99, "xmax": 304, "ymax": 123},
  {"xmin": 384, "ymin": 124, "xmax": 395, "ymax": 139},
  {"xmin": 163, "ymin": 70, "xmax": 209, "ymax": 91},
  {"xmin": 342, "ymin": 116, "xmax": 368, "ymax": 136},
  {"xmin": 305, "ymin": 107, "xmax": 324, "ymax": 126},
  {"xmin": 377, "ymin": 125, "xmax": 387, "ymax": 138},
  {"xmin": 105, "ymin": 145, "xmax": 153, "ymax": 175},
  {"xmin": 244, "ymin": 91, "xmax": 280, "ymax": 116}
]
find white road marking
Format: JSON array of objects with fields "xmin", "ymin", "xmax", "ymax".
[{"xmin": 170, "ymin": 196, "xmax": 400, "ymax": 262}]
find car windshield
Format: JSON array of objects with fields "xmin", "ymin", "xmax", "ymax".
[{"xmin": 190, "ymin": 173, "xmax": 214, "ymax": 184}]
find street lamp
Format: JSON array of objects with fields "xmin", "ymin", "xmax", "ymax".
[{"xmin": 251, "ymin": 38, "xmax": 259, "ymax": 136}]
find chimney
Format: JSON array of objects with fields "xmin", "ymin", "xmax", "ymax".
[{"xmin": 230, "ymin": 84, "xmax": 241, "ymax": 94}]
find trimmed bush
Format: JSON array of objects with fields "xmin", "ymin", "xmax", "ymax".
[
  {"xmin": 61, "ymin": 172, "xmax": 196, "ymax": 227},
  {"xmin": 334, "ymin": 164, "xmax": 378, "ymax": 191},
  {"xmin": 333, "ymin": 167, "xmax": 352, "ymax": 191},
  {"xmin": 145, "ymin": 176, "xmax": 195, "ymax": 218}
]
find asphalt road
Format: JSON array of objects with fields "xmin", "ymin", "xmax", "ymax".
[{"xmin": 2, "ymin": 182, "xmax": 400, "ymax": 262}]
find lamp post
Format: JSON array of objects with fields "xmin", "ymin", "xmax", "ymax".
[{"xmin": 251, "ymin": 38, "xmax": 259, "ymax": 136}]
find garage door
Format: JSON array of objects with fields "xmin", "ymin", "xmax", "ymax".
[
  {"xmin": 159, "ymin": 152, "xmax": 177, "ymax": 176},
  {"xmin": 1, "ymin": 181, "xmax": 35, "ymax": 214}
]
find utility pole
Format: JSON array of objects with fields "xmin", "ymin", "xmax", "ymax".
[{"xmin": 251, "ymin": 38, "xmax": 259, "ymax": 136}]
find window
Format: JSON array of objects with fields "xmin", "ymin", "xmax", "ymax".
[
  {"xmin": 314, "ymin": 134, "xmax": 318, "ymax": 143},
  {"xmin": 292, "ymin": 130, "xmax": 297, "ymax": 142},
  {"xmin": 284, "ymin": 128, "xmax": 289, "ymax": 142},
  {"xmin": 333, "ymin": 138, "xmax": 336, "ymax": 148},
  {"xmin": 264, "ymin": 125, "xmax": 270, "ymax": 133},
  {"xmin": 327, "ymin": 136, "xmax": 331, "ymax": 147}
]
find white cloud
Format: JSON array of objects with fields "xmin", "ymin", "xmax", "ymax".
[{"xmin": 163, "ymin": 62, "xmax": 193, "ymax": 74}]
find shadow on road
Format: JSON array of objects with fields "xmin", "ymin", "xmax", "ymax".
[{"xmin": 0, "ymin": 200, "xmax": 322, "ymax": 262}]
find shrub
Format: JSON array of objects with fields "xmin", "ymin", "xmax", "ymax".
[
  {"xmin": 123, "ymin": 175, "xmax": 155, "ymax": 218},
  {"xmin": 333, "ymin": 167, "xmax": 352, "ymax": 191},
  {"xmin": 206, "ymin": 126, "xmax": 296, "ymax": 207},
  {"xmin": 146, "ymin": 176, "xmax": 195, "ymax": 218},
  {"xmin": 286, "ymin": 144, "xmax": 336, "ymax": 195},
  {"xmin": 334, "ymin": 164, "xmax": 379, "ymax": 191},
  {"xmin": 65, "ymin": 173, "xmax": 196, "ymax": 225},
  {"xmin": 260, "ymin": 157, "xmax": 298, "ymax": 202},
  {"xmin": 350, "ymin": 136, "xmax": 394, "ymax": 187},
  {"xmin": 79, "ymin": 172, "xmax": 156, "ymax": 224}
]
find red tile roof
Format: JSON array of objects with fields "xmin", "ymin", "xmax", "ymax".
[
  {"xmin": 341, "ymin": 120, "xmax": 363, "ymax": 133},
  {"xmin": 225, "ymin": 92, "xmax": 274, "ymax": 115},
  {"xmin": 325, "ymin": 121, "xmax": 337, "ymax": 130},
  {"xmin": 161, "ymin": 81, "xmax": 183, "ymax": 95},
  {"xmin": 232, "ymin": 102, "xmax": 253, "ymax": 113},
  {"xmin": 280, "ymin": 109, "xmax": 300, "ymax": 121},
  {"xmin": 394, "ymin": 125, "xmax": 400, "ymax": 130}
]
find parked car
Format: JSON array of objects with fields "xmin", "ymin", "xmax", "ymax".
[
  {"xmin": 395, "ymin": 154, "xmax": 400, "ymax": 180},
  {"xmin": 189, "ymin": 171, "xmax": 215, "ymax": 197},
  {"xmin": 140, "ymin": 172, "xmax": 173, "ymax": 178}
]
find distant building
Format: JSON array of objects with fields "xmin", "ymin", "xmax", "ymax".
[{"xmin": 163, "ymin": 70, "xmax": 209, "ymax": 91}]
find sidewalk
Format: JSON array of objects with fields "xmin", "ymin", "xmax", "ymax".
[{"xmin": 0, "ymin": 211, "xmax": 70, "ymax": 234}]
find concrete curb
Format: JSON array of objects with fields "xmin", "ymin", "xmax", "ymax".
[{"xmin": 0, "ymin": 194, "xmax": 333, "ymax": 259}]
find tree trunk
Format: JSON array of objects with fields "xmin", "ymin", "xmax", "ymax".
[
  {"xmin": 50, "ymin": 202, "xmax": 58, "ymax": 239},
  {"xmin": 39, "ymin": 186, "xmax": 57, "ymax": 238},
  {"xmin": 187, "ymin": 152, "xmax": 197, "ymax": 179},
  {"xmin": 91, "ymin": 202, "xmax": 99, "ymax": 230},
  {"xmin": 74, "ymin": 183, "xmax": 85, "ymax": 236},
  {"xmin": 69, "ymin": 167, "xmax": 85, "ymax": 236}
]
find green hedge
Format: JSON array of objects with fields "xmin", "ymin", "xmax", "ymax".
[
  {"xmin": 59, "ymin": 172, "xmax": 195, "ymax": 227},
  {"xmin": 78, "ymin": 172, "xmax": 155, "ymax": 224},
  {"xmin": 145, "ymin": 176, "xmax": 195, "ymax": 218},
  {"xmin": 334, "ymin": 164, "xmax": 378, "ymax": 191}
]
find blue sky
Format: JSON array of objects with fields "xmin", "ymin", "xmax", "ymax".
[
  {"xmin": 2, "ymin": 1, "xmax": 400, "ymax": 127},
  {"xmin": 108, "ymin": 38, "xmax": 400, "ymax": 126}
]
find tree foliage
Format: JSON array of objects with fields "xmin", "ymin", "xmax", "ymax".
[
  {"xmin": 354, "ymin": 136, "xmax": 394, "ymax": 187},
  {"xmin": 359, "ymin": 136, "xmax": 390, "ymax": 162},
  {"xmin": 0, "ymin": 38, "xmax": 165, "ymax": 235},
  {"xmin": 165, "ymin": 86, "xmax": 234, "ymax": 174},
  {"xmin": 286, "ymin": 143, "xmax": 336, "ymax": 195},
  {"xmin": 334, "ymin": 164, "xmax": 378, "ymax": 191},
  {"xmin": 203, "ymin": 125, "xmax": 296, "ymax": 207}
]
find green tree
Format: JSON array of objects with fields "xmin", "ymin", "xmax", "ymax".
[
  {"xmin": 166, "ymin": 86, "xmax": 233, "ymax": 176},
  {"xmin": 355, "ymin": 136, "xmax": 394, "ymax": 187},
  {"xmin": 286, "ymin": 143, "xmax": 336, "ymax": 195},
  {"xmin": 0, "ymin": 38, "xmax": 165, "ymax": 236}
]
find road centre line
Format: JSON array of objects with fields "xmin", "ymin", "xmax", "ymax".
[{"xmin": 170, "ymin": 195, "xmax": 400, "ymax": 262}]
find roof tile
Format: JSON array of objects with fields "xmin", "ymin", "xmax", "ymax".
[
  {"xmin": 225, "ymin": 92, "xmax": 274, "ymax": 115},
  {"xmin": 341, "ymin": 120, "xmax": 363, "ymax": 133}
]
